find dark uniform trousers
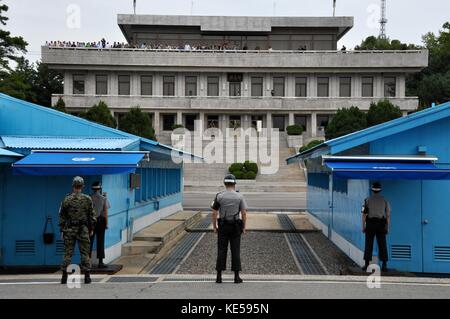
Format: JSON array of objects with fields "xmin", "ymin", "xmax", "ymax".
[
  {"xmin": 216, "ymin": 222, "xmax": 242, "ymax": 272},
  {"xmin": 364, "ymin": 217, "xmax": 388, "ymax": 262},
  {"xmin": 90, "ymin": 215, "xmax": 106, "ymax": 259}
]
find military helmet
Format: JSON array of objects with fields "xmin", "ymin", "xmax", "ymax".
[
  {"xmin": 72, "ymin": 176, "xmax": 85, "ymax": 187},
  {"xmin": 371, "ymin": 182, "xmax": 382, "ymax": 192},
  {"xmin": 92, "ymin": 181, "xmax": 102, "ymax": 190},
  {"xmin": 224, "ymin": 174, "xmax": 237, "ymax": 185}
]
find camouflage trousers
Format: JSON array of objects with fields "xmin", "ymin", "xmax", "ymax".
[{"xmin": 61, "ymin": 226, "xmax": 91, "ymax": 272}]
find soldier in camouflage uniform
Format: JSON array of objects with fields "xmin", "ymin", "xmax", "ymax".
[{"xmin": 59, "ymin": 176, "xmax": 96, "ymax": 284}]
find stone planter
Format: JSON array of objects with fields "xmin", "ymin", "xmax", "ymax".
[{"xmin": 286, "ymin": 134, "xmax": 304, "ymax": 148}]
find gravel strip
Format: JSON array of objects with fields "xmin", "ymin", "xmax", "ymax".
[
  {"xmin": 302, "ymin": 232, "xmax": 359, "ymax": 275},
  {"xmin": 176, "ymin": 232, "xmax": 300, "ymax": 275}
]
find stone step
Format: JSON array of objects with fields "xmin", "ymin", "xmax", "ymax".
[{"xmin": 122, "ymin": 241, "xmax": 162, "ymax": 255}]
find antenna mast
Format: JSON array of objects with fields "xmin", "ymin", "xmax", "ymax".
[
  {"xmin": 379, "ymin": 0, "xmax": 388, "ymax": 39},
  {"xmin": 133, "ymin": 0, "xmax": 137, "ymax": 15},
  {"xmin": 333, "ymin": 0, "xmax": 336, "ymax": 17}
]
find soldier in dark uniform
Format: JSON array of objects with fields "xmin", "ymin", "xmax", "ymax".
[
  {"xmin": 59, "ymin": 176, "xmax": 96, "ymax": 284},
  {"xmin": 362, "ymin": 182, "xmax": 391, "ymax": 272},
  {"xmin": 211, "ymin": 174, "xmax": 248, "ymax": 284},
  {"xmin": 89, "ymin": 181, "xmax": 110, "ymax": 269}
]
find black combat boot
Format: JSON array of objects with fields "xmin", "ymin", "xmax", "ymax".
[
  {"xmin": 98, "ymin": 259, "xmax": 106, "ymax": 269},
  {"xmin": 84, "ymin": 272, "xmax": 92, "ymax": 284},
  {"xmin": 234, "ymin": 271, "xmax": 243, "ymax": 284},
  {"xmin": 381, "ymin": 261, "xmax": 388, "ymax": 272},
  {"xmin": 216, "ymin": 271, "xmax": 222, "ymax": 284},
  {"xmin": 60, "ymin": 270, "xmax": 68, "ymax": 284},
  {"xmin": 362, "ymin": 261, "xmax": 370, "ymax": 272}
]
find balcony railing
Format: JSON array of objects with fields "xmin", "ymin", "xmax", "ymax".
[{"xmin": 44, "ymin": 46, "xmax": 424, "ymax": 55}]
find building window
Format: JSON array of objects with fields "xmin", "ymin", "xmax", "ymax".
[
  {"xmin": 317, "ymin": 77, "xmax": 329, "ymax": 97},
  {"xmin": 317, "ymin": 115, "xmax": 331, "ymax": 129},
  {"xmin": 162, "ymin": 114, "xmax": 175, "ymax": 131},
  {"xmin": 384, "ymin": 76, "xmax": 396, "ymax": 97},
  {"xmin": 251, "ymin": 77, "xmax": 263, "ymax": 97},
  {"xmin": 362, "ymin": 77, "xmax": 374, "ymax": 97},
  {"xmin": 207, "ymin": 76, "xmax": 219, "ymax": 96},
  {"xmin": 207, "ymin": 115, "xmax": 219, "ymax": 128},
  {"xmin": 229, "ymin": 115, "xmax": 241, "ymax": 129},
  {"xmin": 185, "ymin": 76, "xmax": 197, "ymax": 96},
  {"xmin": 294, "ymin": 115, "xmax": 307, "ymax": 131},
  {"xmin": 339, "ymin": 77, "xmax": 351, "ymax": 97},
  {"xmin": 163, "ymin": 76, "xmax": 175, "ymax": 96},
  {"xmin": 251, "ymin": 115, "xmax": 264, "ymax": 129},
  {"xmin": 295, "ymin": 77, "xmax": 307, "ymax": 97},
  {"xmin": 229, "ymin": 82, "xmax": 241, "ymax": 97},
  {"xmin": 73, "ymin": 74, "xmax": 85, "ymax": 94},
  {"xmin": 141, "ymin": 75, "xmax": 153, "ymax": 96},
  {"xmin": 95, "ymin": 75, "xmax": 108, "ymax": 95},
  {"xmin": 118, "ymin": 75, "xmax": 130, "ymax": 95},
  {"xmin": 273, "ymin": 77, "xmax": 285, "ymax": 97}
]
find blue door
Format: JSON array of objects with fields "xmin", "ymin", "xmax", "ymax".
[
  {"xmin": 422, "ymin": 180, "xmax": 450, "ymax": 273},
  {"xmin": 382, "ymin": 180, "xmax": 423, "ymax": 272}
]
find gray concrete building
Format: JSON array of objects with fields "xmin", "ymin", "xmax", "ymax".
[{"xmin": 42, "ymin": 14, "xmax": 428, "ymax": 142}]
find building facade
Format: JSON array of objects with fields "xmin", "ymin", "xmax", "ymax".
[{"xmin": 42, "ymin": 15, "xmax": 428, "ymax": 142}]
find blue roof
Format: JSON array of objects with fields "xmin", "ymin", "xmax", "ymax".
[
  {"xmin": 1, "ymin": 136, "xmax": 138, "ymax": 150},
  {"xmin": 0, "ymin": 94, "xmax": 201, "ymax": 161},
  {"xmin": 0, "ymin": 148, "xmax": 23, "ymax": 157},
  {"xmin": 287, "ymin": 101, "xmax": 450, "ymax": 164}
]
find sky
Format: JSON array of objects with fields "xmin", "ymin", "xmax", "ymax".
[{"xmin": 3, "ymin": 0, "xmax": 450, "ymax": 63}]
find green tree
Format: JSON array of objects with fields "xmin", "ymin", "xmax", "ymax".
[
  {"xmin": 82, "ymin": 101, "xmax": 117, "ymax": 128},
  {"xmin": 0, "ymin": 2, "xmax": 27, "ymax": 74},
  {"xmin": 0, "ymin": 58, "xmax": 34, "ymax": 101},
  {"xmin": 33, "ymin": 62, "xmax": 63, "ymax": 107},
  {"xmin": 367, "ymin": 100, "xmax": 402, "ymax": 127},
  {"xmin": 325, "ymin": 107, "xmax": 367, "ymax": 140},
  {"xmin": 355, "ymin": 35, "xmax": 420, "ymax": 51},
  {"xmin": 53, "ymin": 97, "xmax": 66, "ymax": 113},
  {"xmin": 118, "ymin": 107, "xmax": 156, "ymax": 140}
]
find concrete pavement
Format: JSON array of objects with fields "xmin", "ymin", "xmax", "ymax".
[
  {"xmin": 183, "ymin": 192, "xmax": 306, "ymax": 211},
  {"xmin": 1, "ymin": 275, "xmax": 449, "ymax": 299}
]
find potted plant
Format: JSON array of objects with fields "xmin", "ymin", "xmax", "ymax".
[{"xmin": 286, "ymin": 124, "xmax": 304, "ymax": 148}]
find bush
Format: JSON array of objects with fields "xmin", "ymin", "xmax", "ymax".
[
  {"xmin": 232, "ymin": 171, "xmax": 244, "ymax": 180},
  {"xmin": 81, "ymin": 101, "xmax": 117, "ymax": 128},
  {"xmin": 119, "ymin": 106, "xmax": 157, "ymax": 141},
  {"xmin": 286, "ymin": 124, "xmax": 303, "ymax": 136},
  {"xmin": 299, "ymin": 140, "xmax": 324, "ymax": 153},
  {"xmin": 325, "ymin": 106, "xmax": 367, "ymax": 140},
  {"xmin": 367, "ymin": 100, "xmax": 402, "ymax": 127},
  {"xmin": 229, "ymin": 163, "xmax": 244, "ymax": 173},
  {"xmin": 244, "ymin": 160, "xmax": 258, "ymax": 174},
  {"xmin": 244, "ymin": 171, "xmax": 257, "ymax": 180},
  {"xmin": 172, "ymin": 124, "xmax": 185, "ymax": 131},
  {"xmin": 53, "ymin": 97, "xmax": 66, "ymax": 113}
]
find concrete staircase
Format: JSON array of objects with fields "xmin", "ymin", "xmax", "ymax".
[
  {"xmin": 115, "ymin": 211, "xmax": 202, "ymax": 274},
  {"xmin": 183, "ymin": 134, "xmax": 306, "ymax": 193}
]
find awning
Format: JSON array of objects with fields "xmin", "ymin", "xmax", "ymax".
[
  {"xmin": 325, "ymin": 160, "xmax": 450, "ymax": 180},
  {"xmin": 0, "ymin": 148, "xmax": 23, "ymax": 163},
  {"xmin": 12, "ymin": 151, "xmax": 146, "ymax": 176}
]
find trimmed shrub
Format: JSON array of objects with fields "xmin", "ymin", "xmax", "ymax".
[
  {"xmin": 244, "ymin": 160, "xmax": 258, "ymax": 174},
  {"xmin": 244, "ymin": 171, "xmax": 257, "ymax": 180},
  {"xmin": 172, "ymin": 124, "xmax": 185, "ymax": 131},
  {"xmin": 229, "ymin": 163, "xmax": 244, "ymax": 173},
  {"xmin": 299, "ymin": 140, "xmax": 324, "ymax": 153},
  {"xmin": 233, "ymin": 171, "xmax": 244, "ymax": 180},
  {"xmin": 286, "ymin": 124, "xmax": 303, "ymax": 136}
]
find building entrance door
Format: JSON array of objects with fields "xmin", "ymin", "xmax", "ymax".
[
  {"xmin": 421, "ymin": 179, "xmax": 450, "ymax": 273},
  {"xmin": 185, "ymin": 114, "xmax": 197, "ymax": 132}
]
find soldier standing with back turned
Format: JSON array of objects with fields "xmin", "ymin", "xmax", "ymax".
[
  {"xmin": 59, "ymin": 176, "xmax": 96, "ymax": 284},
  {"xmin": 211, "ymin": 174, "xmax": 248, "ymax": 284}
]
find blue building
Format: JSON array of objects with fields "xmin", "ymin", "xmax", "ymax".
[
  {"xmin": 0, "ymin": 94, "xmax": 197, "ymax": 267},
  {"xmin": 287, "ymin": 102, "xmax": 450, "ymax": 274}
]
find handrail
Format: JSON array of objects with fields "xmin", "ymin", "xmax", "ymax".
[{"xmin": 43, "ymin": 46, "xmax": 425, "ymax": 55}]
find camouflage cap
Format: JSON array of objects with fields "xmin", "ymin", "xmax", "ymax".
[{"xmin": 72, "ymin": 176, "xmax": 85, "ymax": 187}]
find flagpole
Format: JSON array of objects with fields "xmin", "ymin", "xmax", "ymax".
[
  {"xmin": 133, "ymin": 0, "xmax": 136, "ymax": 15},
  {"xmin": 333, "ymin": 0, "xmax": 336, "ymax": 17}
]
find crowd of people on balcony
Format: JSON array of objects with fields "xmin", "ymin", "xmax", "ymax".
[{"xmin": 45, "ymin": 39, "xmax": 348, "ymax": 52}]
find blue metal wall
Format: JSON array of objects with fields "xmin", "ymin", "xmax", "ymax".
[{"xmin": 0, "ymin": 164, "xmax": 183, "ymax": 266}]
